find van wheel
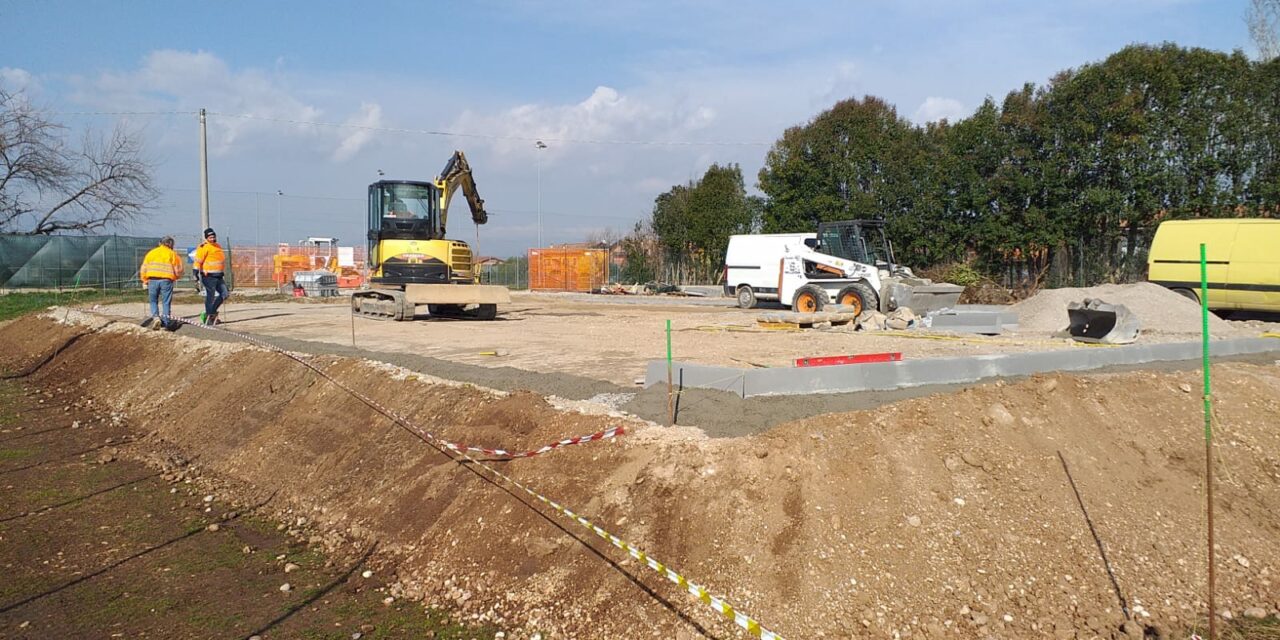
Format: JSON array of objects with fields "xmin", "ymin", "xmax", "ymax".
[
  {"xmin": 736, "ymin": 285, "xmax": 757, "ymax": 309},
  {"xmin": 792, "ymin": 285, "xmax": 828, "ymax": 313},
  {"xmin": 835, "ymin": 283, "xmax": 878, "ymax": 315},
  {"xmin": 1173, "ymin": 288, "xmax": 1200, "ymax": 304}
]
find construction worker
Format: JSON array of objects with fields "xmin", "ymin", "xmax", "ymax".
[
  {"xmin": 139, "ymin": 236, "xmax": 183, "ymax": 330},
  {"xmin": 194, "ymin": 227, "xmax": 228, "ymax": 325}
]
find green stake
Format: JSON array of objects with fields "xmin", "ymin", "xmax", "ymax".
[
  {"xmin": 666, "ymin": 319, "xmax": 674, "ymax": 425},
  {"xmin": 1200, "ymin": 243, "xmax": 1212, "ymax": 441},
  {"xmin": 1200, "ymin": 242, "xmax": 1216, "ymax": 640}
]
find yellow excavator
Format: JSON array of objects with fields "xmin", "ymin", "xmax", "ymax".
[{"xmin": 351, "ymin": 151, "xmax": 511, "ymax": 320}]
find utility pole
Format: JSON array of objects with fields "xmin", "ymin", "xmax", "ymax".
[
  {"xmin": 536, "ymin": 140, "xmax": 547, "ymax": 249},
  {"xmin": 276, "ymin": 190, "xmax": 283, "ymax": 245},
  {"xmin": 199, "ymin": 108, "xmax": 210, "ymax": 233}
]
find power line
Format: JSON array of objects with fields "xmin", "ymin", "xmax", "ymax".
[
  {"xmin": 36, "ymin": 110, "xmax": 198, "ymax": 117},
  {"xmin": 488, "ymin": 207, "xmax": 640, "ymax": 221},
  {"xmin": 159, "ymin": 186, "xmax": 363, "ymax": 202},
  {"xmin": 205, "ymin": 111, "xmax": 771, "ymax": 147},
  {"xmin": 34, "ymin": 108, "xmax": 771, "ymax": 146}
]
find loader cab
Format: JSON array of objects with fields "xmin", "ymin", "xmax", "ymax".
[
  {"xmin": 815, "ymin": 220, "xmax": 894, "ymax": 269},
  {"xmin": 367, "ymin": 180, "xmax": 442, "ymax": 265}
]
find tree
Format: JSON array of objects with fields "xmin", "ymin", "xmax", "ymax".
[
  {"xmin": 753, "ymin": 44, "xmax": 1277, "ymax": 289},
  {"xmin": 618, "ymin": 221, "xmax": 657, "ymax": 283},
  {"xmin": 758, "ymin": 96, "xmax": 919, "ymax": 233},
  {"xmin": 0, "ymin": 86, "xmax": 157, "ymax": 234},
  {"xmin": 1249, "ymin": 0, "xmax": 1280, "ymax": 61},
  {"xmin": 644, "ymin": 163, "xmax": 759, "ymax": 283}
]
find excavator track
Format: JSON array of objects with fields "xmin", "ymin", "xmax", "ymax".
[{"xmin": 351, "ymin": 289, "xmax": 415, "ymax": 321}]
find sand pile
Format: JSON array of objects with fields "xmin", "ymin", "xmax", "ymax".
[
  {"xmin": 4, "ymin": 314, "xmax": 1279, "ymax": 639},
  {"xmin": 1011, "ymin": 282, "xmax": 1240, "ymax": 335}
]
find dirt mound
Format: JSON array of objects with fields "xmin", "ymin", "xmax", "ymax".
[
  {"xmin": 1011, "ymin": 282, "xmax": 1241, "ymax": 336},
  {"xmin": 4, "ymin": 313, "xmax": 1279, "ymax": 639}
]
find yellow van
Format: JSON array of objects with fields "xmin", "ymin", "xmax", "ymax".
[{"xmin": 1148, "ymin": 219, "xmax": 1280, "ymax": 312}]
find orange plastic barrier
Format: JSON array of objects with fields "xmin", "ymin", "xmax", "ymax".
[{"xmin": 527, "ymin": 247, "xmax": 608, "ymax": 292}]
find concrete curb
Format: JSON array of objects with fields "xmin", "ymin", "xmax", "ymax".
[{"xmin": 645, "ymin": 337, "xmax": 1280, "ymax": 398}]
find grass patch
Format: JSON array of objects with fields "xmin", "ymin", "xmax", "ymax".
[
  {"xmin": 1223, "ymin": 616, "xmax": 1280, "ymax": 639},
  {"xmin": 0, "ymin": 447, "xmax": 35, "ymax": 460},
  {"xmin": 0, "ymin": 289, "xmax": 150, "ymax": 322},
  {"xmin": 325, "ymin": 601, "xmax": 502, "ymax": 640}
]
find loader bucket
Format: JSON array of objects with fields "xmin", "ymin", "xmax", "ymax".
[
  {"xmin": 1066, "ymin": 299, "xmax": 1140, "ymax": 344},
  {"xmin": 884, "ymin": 280, "xmax": 964, "ymax": 315}
]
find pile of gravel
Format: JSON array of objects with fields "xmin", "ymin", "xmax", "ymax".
[{"xmin": 1010, "ymin": 282, "xmax": 1239, "ymax": 334}]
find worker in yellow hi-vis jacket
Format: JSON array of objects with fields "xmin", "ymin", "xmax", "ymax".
[
  {"xmin": 139, "ymin": 236, "xmax": 184, "ymax": 330},
  {"xmin": 193, "ymin": 227, "xmax": 228, "ymax": 325}
]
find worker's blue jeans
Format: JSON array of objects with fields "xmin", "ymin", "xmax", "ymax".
[
  {"xmin": 147, "ymin": 278, "xmax": 174, "ymax": 323},
  {"xmin": 202, "ymin": 273, "xmax": 228, "ymax": 318}
]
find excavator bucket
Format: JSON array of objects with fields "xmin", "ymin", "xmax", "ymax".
[
  {"xmin": 1066, "ymin": 299, "xmax": 1140, "ymax": 344},
  {"xmin": 883, "ymin": 279, "xmax": 964, "ymax": 315}
]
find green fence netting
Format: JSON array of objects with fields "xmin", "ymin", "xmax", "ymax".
[{"xmin": 0, "ymin": 234, "xmax": 163, "ymax": 290}]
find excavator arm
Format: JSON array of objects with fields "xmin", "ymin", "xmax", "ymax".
[{"xmin": 434, "ymin": 150, "xmax": 488, "ymax": 234}]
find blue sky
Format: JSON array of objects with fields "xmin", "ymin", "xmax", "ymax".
[{"xmin": 0, "ymin": 0, "xmax": 1257, "ymax": 256}]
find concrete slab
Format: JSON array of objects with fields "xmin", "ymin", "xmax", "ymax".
[
  {"xmin": 644, "ymin": 360, "xmax": 747, "ymax": 396},
  {"xmin": 645, "ymin": 337, "xmax": 1280, "ymax": 397},
  {"xmin": 928, "ymin": 311, "xmax": 1013, "ymax": 335}
]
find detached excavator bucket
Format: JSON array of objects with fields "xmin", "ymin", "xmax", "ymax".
[
  {"xmin": 1066, "ymin": 299, "xmax": 1140, "ymax": 344},
  {"xmin": 884, "ymin": 280, "xmax": 964, "ymax": 315}
]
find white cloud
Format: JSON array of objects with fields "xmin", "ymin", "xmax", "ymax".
[
  {"xmin": 913, "ymin": 96, "xmax": 966, "ymax": 124},
  {"xmin": 451, "ymin": 85, "xmax": 717, "ymax": 163},
  {"xmin": 74, "ymin": 50, "xmax": 375, "ymax": 160},
  {"xmin": 816, "ymin": 61, "xmax": 862, "ymax": 107},
  {"xmin": 332, "ymin": 102, "xmax": 383, "ymax": 162},
  {"xmin": 0, "ymin": 67, "xmax": 36, "ymax": 93}
]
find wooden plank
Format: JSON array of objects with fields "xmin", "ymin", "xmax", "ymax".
[{"xmin": 756, "ymin": 321, "xmax": 801, "ymax": 331}]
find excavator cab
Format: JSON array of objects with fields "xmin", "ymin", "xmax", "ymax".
[
  {"xmin": 352, "ymin": 151, "xmax": 510, "ymax": 321},
  {"xmin": 367, "ymin": 180, "xmax": 449, "ymax": 284}
]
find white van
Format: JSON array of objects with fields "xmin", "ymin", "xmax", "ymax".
[{"xmin": 723, "ymin": 233, "xmax": 815, "ymax": 308}]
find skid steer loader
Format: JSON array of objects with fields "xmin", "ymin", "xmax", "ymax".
[{"xmin": 727, "ymin": 219, "xmax": 962, "ymax": 315}]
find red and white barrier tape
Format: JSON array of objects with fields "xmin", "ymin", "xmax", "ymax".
[
  {"xmin": 66, "ymin": 305, "xmax": 626, "ymax": 461},
  {"xmin": 58, "ymin": 303, "xmax": 785, "ymax": 637}
]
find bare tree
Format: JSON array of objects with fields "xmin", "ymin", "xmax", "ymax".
[
  {"xmin": 584, "ymin": 227, "xmax": 623, "ymax": 247},
  {"xmin": 1248, "ymin": 0, "xmax": 1280, "ymax": 61},
  {"xmin": 0, "ymin": 86, "xmax": 157, "ymax": 234}
]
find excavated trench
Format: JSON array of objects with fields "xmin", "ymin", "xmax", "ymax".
[{"xmin": 2, "ymin": 311, "xmax": 1279, "ymax": 639}]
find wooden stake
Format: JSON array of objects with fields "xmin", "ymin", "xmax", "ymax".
[{"xmin": 350, "ymin": 302, "xmax": 358, "ymax": 348}]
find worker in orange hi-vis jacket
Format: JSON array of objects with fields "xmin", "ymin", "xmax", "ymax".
[
  {"xmin": 139, "ymin": 236, "xmax": 184, "ymax": 330},
  {"xmin": 193, "ymin": 227, "xmax": 228, "ymax": 325}
]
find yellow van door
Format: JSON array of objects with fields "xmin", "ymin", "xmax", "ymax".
[
  {"xmin": 1147, "ymin": 220, "xmax": 1234, "ymax": 308},
  {"xmin": 1226, "ymin": 221, "xmax": 1280, "ymax": 311}
]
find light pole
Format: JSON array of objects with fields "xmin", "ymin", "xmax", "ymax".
[
  {"xmin": 275, "ymin": 190, "xmax": 283, "ymax": 245},
  {"xmin": 254, "ymin": 192, "xmax": 261, "ymax": 286},
  {"xmin": 536, "ymin": 140, "xmax": 547, "ymax": 249}
]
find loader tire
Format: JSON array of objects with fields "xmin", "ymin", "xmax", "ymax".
[
  {"xmin": 835, "ymin": 282, "xmax": 878, "ymax": 316},
  {"xmin": 792, "ymin": 285, "xmax": 828, "ymax": 314}
]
